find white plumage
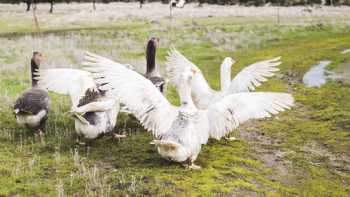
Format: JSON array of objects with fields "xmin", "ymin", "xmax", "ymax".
[
  {"xmin": 35, "ymin": 69, "xmax": 95, "ymax": 106},
  {"xmin": 83, "ymin": 52, "xmax": 177, "ymax": 138},
  {"xmin": 35, "ymin": 68, "xmax": 119, "ymax": 139},
  {"xmin": 165, "ymin": 48, "xmax": 281, "ymax": 109},
  {"xmin": 82, "ymin": 52, "xmax": 294, "ymax": 169},
  {"xmin": 15, "ymin": 109, "xmax": 47, "ymax": 128}
]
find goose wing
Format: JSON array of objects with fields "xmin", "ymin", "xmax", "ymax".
[
  {"xmin": 227, "ymin": 57, "xmax": 281, "ymax": 94},
  {"xmin": 165, "ymin": 48, "xmax": 213, "ymax": 98},
  {"xmin": 34, "ymin": 68, "xmax": 96, "ymax": 107},
  {"xmin": 14, "ymin": 88, "xmax": 49, "ymax": 114},
  {"xmin": 82, "ymin": 52, "xmax": 178, "ymax": 137},
  {"xmin": 205, "ymin": 92, "xmax": 294, "ymax": 140}
]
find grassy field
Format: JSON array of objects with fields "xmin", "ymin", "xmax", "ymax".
[{"xmin": 0, "ymin": 4, "xmax": 350, "ymax": 196}]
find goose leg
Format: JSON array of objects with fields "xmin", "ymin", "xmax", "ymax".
[
  {"xmin": 183, "ymin": 158, "xmax": 202, "ymax": 170},
  {"xmin": 188, "ymin": 163, "xmax": 202, "ymax": 170},
  {"xmin": 37, "ymin": 129, "xmax": 45, "ymax": 145},
  {"xmin": 225, "ymin": 136, "xmax": 237, "ymax": 141},
  {"xmin": 76, "ymin": 135, "xmax": 86, "ymax": 146}
]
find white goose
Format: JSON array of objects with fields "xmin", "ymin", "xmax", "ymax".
[
  {"xmin": 34, "ymin": 68, "xmax": 121, "ymax": 141},
  {"xmin": 166, "ymin": 48, "xmax": 281, "ymax": 109},
  {"xmin": 82, "ymin": 52, "xmax": 294, "ymax": 169}
]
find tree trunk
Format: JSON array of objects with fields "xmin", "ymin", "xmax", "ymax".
[
  {"xmin": 49, "ymin": 0, "xmax": 54, "ymax": 13},
  {"xmin": 33, "ymin": 0, "xmax": 37, "ymax": 11},
  {"xmin": 26, "ymin": 0, "xmax": 31, "ymax": 12},
  {"xmin": 93, "ymin": 0, "xmax": 96, "ymax": 11}
]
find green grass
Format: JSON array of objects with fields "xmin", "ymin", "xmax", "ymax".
[{"xmin": 0, "ymin": 16, "xmax": 349, "ymax": 196}]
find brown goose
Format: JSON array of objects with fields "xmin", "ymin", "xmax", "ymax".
[
  {"xmin": 14, "ymin": 52, "xmax": 50, "ymax": 138},
  {"xmin": 145, "ymin": 37, "xmax": 165, "ymax": 93}
]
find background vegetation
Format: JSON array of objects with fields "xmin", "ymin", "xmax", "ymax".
[
  {"xmin": 1, "ymin": 0, "xmax": 350, "ymax": 7},
  {"xmin": 0, "ymin": 3, "xmax": 349, "ymax": 196}
]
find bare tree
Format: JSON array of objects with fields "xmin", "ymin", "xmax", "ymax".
[
  {"xmin": 93, "ymin": 0, "xmax": 96, "ymax": 10},
  {"xmin": 32, "ymin": 2, "xmax": 41, "ymax": 33},
  {"xmin": 26, "ymin": 0, "xmax": 31, "ymax": 11},
  {"xmin": 49, "ymin": 0, "xmax": 54, "ymax": 13},
  {"xmin": 139, "ymin": 0, "xmax": 145, "ymax": 8}
]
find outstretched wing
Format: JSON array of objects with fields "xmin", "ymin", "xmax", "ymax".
[
  {"xmin": 227, "ymin": 57, "xmax": 281, "ymax": 94},
  {"xmin": 82, "ymin": 52, "xmax": 178, "ymax": 137},
  {"xmin": 165, "ymin": 48, "xmax": 213, "ymax": 98},
  {"xmin": 206, "ymin": 92, "xmax": 294, "ymax": 140},
  {"xmin": 34, "ymin": 68, "xmax": 96, "ymax": 107}
]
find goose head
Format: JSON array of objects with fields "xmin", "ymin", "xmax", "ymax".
[
  {"xmin": 176, "ymin": 67, "xmax": 197, "ymax": 109},
  {"xmin": 221, "ymin": 57, "xmax": 234, "ymax": 68},
  {"xmin": 220, "ymin": 57, "xmax": 235, "ymax": 91},
  {"xmin": 176, "ymin": 67, "xmax": 196, "ymax": 89},
  {"xmin": 31, "ymin": 51, "xmax": 43, "ymax": 87}
]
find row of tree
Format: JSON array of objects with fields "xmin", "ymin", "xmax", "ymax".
[{"xmin": 0, "ymin": 0, "xmax": 349, "ymax": 13}]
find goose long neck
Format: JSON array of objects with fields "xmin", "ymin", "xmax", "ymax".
[
  {"xmin": 146, "ymin": 41, "xmax": 156, "ymax": 75},
  {"xmin": 220, "ymin": 60, "xmax": 232, "ymax": 92},
  {"xmin": 178, "ymin": 83, "xmax": 196, "ymax": 110},
  {"xmin": 31, "ymin": 58, "xmax": 39, "ymax": 87}
]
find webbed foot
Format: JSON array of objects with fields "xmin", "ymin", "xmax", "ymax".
[
  {"xmin": 225, "ymin": 136, "xmax": 237, "ymax": 141},
  {"xmin": 183, "ymin": 163, "xmax": 202, "ymax": 170},
  {"xmin": 36, "ymin": 129, "xmax": 45, "ymax": 145},
  {"xmin": 188, "ymin": 163, "xmax": 202, "ymax": 170}
]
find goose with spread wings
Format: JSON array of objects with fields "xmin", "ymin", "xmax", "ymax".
[
  {"xmin": 82, "ymin": 52, "xmax": 294, "ymax": 169},
  {"xmin": 34, "ymin": 68, "xmax": 122, "ymax": 141},
  {"xmin": 166, "ymin": 48, "xmax": 281, "ymax": 109}
]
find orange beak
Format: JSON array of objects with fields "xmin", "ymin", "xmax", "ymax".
[{"xmin": 191, "ymin": 68, "xmax": 197, "ymax": 75}]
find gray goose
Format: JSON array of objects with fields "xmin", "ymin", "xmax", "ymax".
[
  {"xmin": 14, "ymin": 52, "xmax": 50, "ymax": 138},
  {"xmin": 145, "ymin": 37, "xmax": 165, "ymax": 93}
]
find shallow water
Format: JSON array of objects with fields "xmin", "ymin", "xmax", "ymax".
[
  {"xmin": 328, "ymin": 61, "xmax": 350, "ymax": 85},
  {"xmin": 303, "ymin": 60, "xmax": 332, "ymax": 87},
  {"xmin": 341, "ymin": 49, "xmax": 350, "ymax": 54}
]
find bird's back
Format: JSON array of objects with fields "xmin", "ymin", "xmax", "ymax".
[{"xmin": 14, "ymin": 88, "xmax": 49, "ymax": 115}]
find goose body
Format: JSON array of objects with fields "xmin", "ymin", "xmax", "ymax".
[
  {"xmin": 14, "ymin": 88, "xmax": 49, "ymax": 129},
  {"xmin": 74, "ymin": 107, "xmax": 118, "ymax": 139},
  {"xmin": 82, "ymin": 52, "xmax": 294, "ymax": 168},
  {"xmin": 35, "ymin": 68, "xmax": 119, "ymax": 140},
  {"xmin": 14, "ymin": 52, "xmax": 50, "ymax": 134},
  {"xmin": 166, "ymin": 48, "xmax": 281, "ymax": 109},
  {"xmin": 155, "ymin": 110, "xmax": 203, "ymax": 163}
]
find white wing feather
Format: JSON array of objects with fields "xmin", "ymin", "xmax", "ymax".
[
  {"xmin": 206, "ymin": 92, "xmax": 294, "ymax": 140},
  {"xmin": 227, "ymin": 57, "xmax": 281, "ymax": 94},
  {"xmin": 82, "ymin": 52, "xmax": 178, "ymax": 137},
  {"xmin": 34, "ymin": 68, "xmax": 96, "ymax": 106},
  {"xmin": 165, "ymin": 48, "xmax": 213, "ymax": 99}
]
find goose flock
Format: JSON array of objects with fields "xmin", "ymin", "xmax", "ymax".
[{"xmin": 13, "ymin": 38, "xmax": 294, "ymax": 169}]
